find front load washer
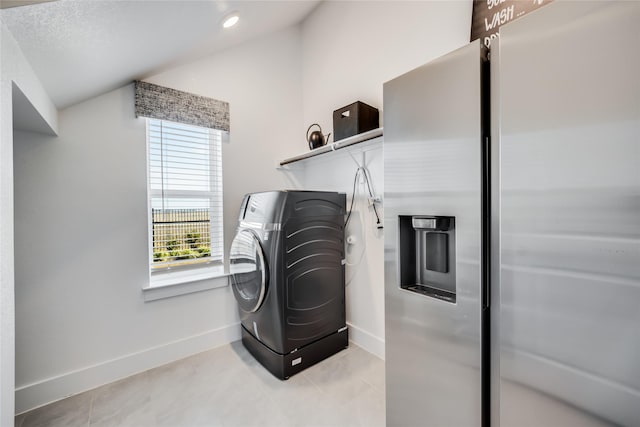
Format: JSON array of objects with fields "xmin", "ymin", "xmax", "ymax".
[{"xmin": 229, "ymin": 190, "xmax": 348, "ymax": 379}]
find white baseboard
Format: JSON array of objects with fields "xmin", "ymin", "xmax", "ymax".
[
  {"xmin": 347, "ymin": 322, "xmax": 385, "ymax": 360},
  {"xmin": 15, "ymin": 323, "xmax": 241, "ymax": 415}
]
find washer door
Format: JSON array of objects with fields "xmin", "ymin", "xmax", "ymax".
[{"xmin": 230, "ymin": 229, "xmax": 268, "ymax": 313}]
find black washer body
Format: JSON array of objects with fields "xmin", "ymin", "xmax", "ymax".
[{"xmin": 230, "ymin": 190, "xmax": 348, "ymax": 379}]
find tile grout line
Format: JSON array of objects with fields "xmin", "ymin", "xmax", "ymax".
[
  {"xmin": 301, "ymin": 370, "xmax": 327, "ymax": 395},
  {"xmin": 358, "ymin": 365, "xmax": 386, "ymax": 395},
  {"xmin": 363, "ymin": 381, "xmax": 386, "ymax": 397},
  {"xmin": 86, "ymin": 392, "xmax": 95, "ymax": 427},
  {"xmin": 301, "ymin": 347, "xmax": 363, "ymax": 396}
]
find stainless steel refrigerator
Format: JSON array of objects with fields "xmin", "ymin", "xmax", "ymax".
[{"xmin": 383, "ymin": 2, "xmax": 640, "ymax": 426}]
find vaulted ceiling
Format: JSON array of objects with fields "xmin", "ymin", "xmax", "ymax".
[{"xmin": 1, "ymin": 0, "xmax": 320, "ymax": 108}]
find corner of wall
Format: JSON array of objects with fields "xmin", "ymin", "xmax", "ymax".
[
  {"xmin": 1, "ymin": 20, "xmax": 58, "ymax": 135},
  {"xmin": 1, "ymin": 17, "xmax": 59, "ymax": 423}
]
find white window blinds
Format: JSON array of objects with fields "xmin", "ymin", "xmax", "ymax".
[{"xmin": 148, "ymin": 119, "xmax": 223, "ymax": 270}]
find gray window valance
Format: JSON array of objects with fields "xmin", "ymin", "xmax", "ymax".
[{"xmin": 134, "ymin": 81, "xmax": 230, "ymax": 132}]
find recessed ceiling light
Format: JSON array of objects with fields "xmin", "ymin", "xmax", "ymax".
[{"xmin": 222, "ymin": 13, "xmax": 239, "ymax": 29}]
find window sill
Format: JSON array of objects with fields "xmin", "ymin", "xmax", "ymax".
[{"xmin": 143, "ymin": 266, "xmax": 229, "ymax": 302}]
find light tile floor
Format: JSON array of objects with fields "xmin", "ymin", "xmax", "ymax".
[{"xmin": 15, "ymin": 341, "xmax": 385, "ymax": 427}]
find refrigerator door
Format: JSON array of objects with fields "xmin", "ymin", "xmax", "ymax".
[
  {"xmin": 384, "ymin": 40, "xmax": 487, "ymax": 426},
  {"xmin": 494, "ymin": 2, "xmax": 640, "ymax": 426}
]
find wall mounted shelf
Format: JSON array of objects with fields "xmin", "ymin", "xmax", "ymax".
[{"xmin": 279, "ymin": 127, "xmax": 383, "ymax": 166}]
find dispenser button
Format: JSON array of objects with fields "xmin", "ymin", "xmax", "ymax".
[{"xmin": 412, "ymin": 218, "xmax": 437, "ymax": 229}]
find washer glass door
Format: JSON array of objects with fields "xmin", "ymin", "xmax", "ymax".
[{"xmin": 230, "ymin": 229, "xmax": 267, "ymax": 312}]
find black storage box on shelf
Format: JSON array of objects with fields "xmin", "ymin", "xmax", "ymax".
[{"xmin": 333, "ymin": 101, "xmax": 379, "ymax": 142}]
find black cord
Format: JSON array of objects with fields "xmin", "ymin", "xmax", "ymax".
[
  {"xmin": 360, "ymin": 167, "xmax": 382, "ymax": 227},
  {"xmin": 361, "ymin": 166, "xmax": 374, "ymax": 197},
  {"xmin": 345, "ymin": 166, "xmax": 382, "ymax": 229},
  {"xmin": 345, "ymin": 167, "xmax": 361, "ymax": 227}
]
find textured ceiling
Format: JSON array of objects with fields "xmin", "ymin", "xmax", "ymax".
[{"xmin": 1, "ymin": 0, "xmax": 320, "ymax": 108}]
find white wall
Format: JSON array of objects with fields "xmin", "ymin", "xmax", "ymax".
[
  {"xmin": 288, "ymin": 0, "xmax": 474, "ymax": 357},
  {"xmin": 13, "ymin": 26, "xmax": 303, "ymax": 413},
  {"xmin": 301, "ymin": 0, "xmax": 473, "ymax": 137},
  {"xmin": 0, "ymin": 20, "xmax": 57, "ymax": 426}
]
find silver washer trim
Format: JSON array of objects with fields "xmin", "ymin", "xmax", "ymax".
[
  {"xmin": 248, "ymin": 234, "xmax": 267, "ymax": 313},
  {"xmin": 253, "ymin": 321, "xmax": 260, "ymax": 340},
  {"xmin": 231, "ymin": 230, "xmax": 267, "ymax": 313},
  {"xmin": 239, "ymin": 221, "xmax": 281, "ymax": 232}
]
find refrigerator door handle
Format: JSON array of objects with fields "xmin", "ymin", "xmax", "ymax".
[{"xmin": 482, "ymin": 135, "xmax": 491, "ymax": 311}]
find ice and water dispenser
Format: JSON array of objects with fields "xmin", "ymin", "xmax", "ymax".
[{"xmin": 399, "ymin": 216, "xmax": 456, "ymax": 303}]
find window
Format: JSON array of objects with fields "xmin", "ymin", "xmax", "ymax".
[{"xmin": 147, "ymin": 119, "xmax": 223, "ymax": 274}]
